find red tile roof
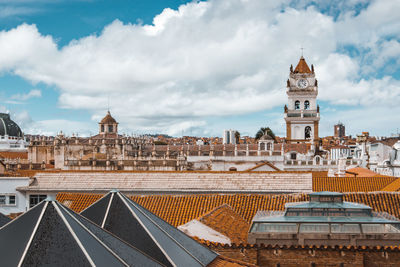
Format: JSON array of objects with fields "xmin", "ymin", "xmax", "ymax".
[{"xmin": 294, "ymin": 57, "xmax": 312, "ymax": 74}]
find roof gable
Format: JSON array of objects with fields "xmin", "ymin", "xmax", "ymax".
[
  {"xmin": 81, "ymin": 191, "xmax": 218, "ymax": 267},
  {"xmin": 294, "ymin": 56, "xmax": 312, "ymax": 74},
  {"xmin": 0, "ymin": 212, "xmax": 11, "ymax": 227},
  {"xmin": 0, "ymin": 199, "xmax": 162, "ymax": 267}
]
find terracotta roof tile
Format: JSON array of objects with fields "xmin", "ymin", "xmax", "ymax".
[
  {"xmin": 208, "ymin": 255, "xmax": 257, "ymax": 267},
  {"xmin": 57, "ymin": 192, "xmax": 400, "ymax": 232},
  {"xmin": 99, "ymin": 111, "xmax": 117, "ymax": 124},
  {"xmin": 197, "ymin": 204, "xmax": 250, "ymax": 244},
  {"xmin": 0, "ymin": 151, "xmax": 28, "ymax": 159},
  {"xmin": 294, "ymin": 56, "xmax": 312, "ymax": 74},
  {"xmin": 313, "ymin": 176, "xmax": 396, "ymax": 192}
]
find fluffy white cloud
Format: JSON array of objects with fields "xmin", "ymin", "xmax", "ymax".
[
  {"xmin": 0, "ymin": 0, "xmax": 398, "ymax": 136},
  {"xmin": 10, "ymin": 89, "xmax": 41, "ymax": 101}
]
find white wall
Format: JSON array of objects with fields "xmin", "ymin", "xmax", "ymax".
[{"xmin": 0, "ymin": 177, "xmax": 30, "ymax": 215}]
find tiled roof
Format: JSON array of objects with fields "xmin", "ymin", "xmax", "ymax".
[
  {"xmin": 57, "ymin": 192, "xmax": 400, "ymax": 229},
  {"xmin": 208, "ymin": 255, "xmax": 257, "ymax": 267},
  {"xmin": 0, "ymin": 151, "xmax": 28, "ymax": 159},
  {"xmin": 293, "ymin": 56, "xmax": 312, "ymax": 74},
  {"xmin": 197, "ymin": 204, "xmax": 250, "ymax": 244},
  {"xmin": 313, "ymin": 176, "xmax": 396, "ymax": 192},
  {"xmin": 381, "ymin": 179, "xmax": 400, "ymax": 192},
  {"xmin": 22, "ymin": 171, "xmax": 313, "ymax": 193},
  {"xmin": 345, "ymin": 167, "xmax": 387, "ymax": 177},
  {"xmin": 283, "ymin": 143, "xmax": 309, "ymax": 154},
  {"xmin": 99, "ymin": 111, "xmax": 117, "ymax": 124}
]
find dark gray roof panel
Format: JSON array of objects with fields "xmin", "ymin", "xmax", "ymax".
[
  {"xmin": 80, "ymin": 193, "xmax": 112, "ymax": 226},
  {"xmin": 104, "ymin": 194, "xmax": 172, "ymax": 266},
  {"xmin": 70, "ymin": 205, "xmax": 164, "ymax": 267},
  {"xmin": 55, "ymin": 202, "xmax": 127, "ymax": 267},
  {"xmin": 21, "ymin": 203, "xmax": 91, "ymax": 267},
  {"xmin": 0, "ymin": 212, "xmax": 11, "ymax": 228},
  {"xmin": 0, "ymin": 201, "xmax": 45, "ymax": 267},
  {"xmin": 0, "ymin": 113, "xmax": 23, "ymax": 137},
  {"xmin": 123, "ymin": 194, "xmax": 218, "ymax": 266}
]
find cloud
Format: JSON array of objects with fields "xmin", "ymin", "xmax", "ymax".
[
  {"xmin": 0, "ymin": 6, "xmax": 39, "ymax": 18},
  {"xmin": 0, "ymin": 0, "xmax": 398, "ymax": 136},
  {"xmin": 11, "ymin": 89, "xmax": 41, "ymax": 101}
]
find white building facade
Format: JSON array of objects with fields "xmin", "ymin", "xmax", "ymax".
[{"xmin": 284, "ymin": 57, "xmax": 320, "ymax": 144}]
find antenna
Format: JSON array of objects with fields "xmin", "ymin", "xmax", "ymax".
[
  {"xmin": 300, "ymin": 46, "xmax": 304, "ymax": 57},
  {"xmin": 107, "ymin": 93, "xmax": 110, "ymax": 112}
]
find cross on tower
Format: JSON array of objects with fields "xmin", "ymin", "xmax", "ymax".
[{"xmin": 300, "ymin": 47, "xmax": 304, "ymax": 57}]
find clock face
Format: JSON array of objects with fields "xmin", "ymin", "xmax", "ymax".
[{"xmin": 297, "ymin": 79, "xmax": 308, "ymax": 89}]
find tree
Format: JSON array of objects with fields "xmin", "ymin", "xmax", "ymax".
[
  {"xmin": 235, "ymin": 131, "xmax": 240, "ymax": 143},
  {"xmin": 255, "ymin": 127, "xmax": 276, "ymax": 140}
]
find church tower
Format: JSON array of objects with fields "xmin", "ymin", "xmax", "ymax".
[
  {"xmin": 99, "ymin": 111, "xmax": 118, "ymax": 136},
  {"xmin": 284, "ymin": 56, "xmax": 320, "ymax": 144}
]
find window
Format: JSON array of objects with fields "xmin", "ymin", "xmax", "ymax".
[
  {"xmin": 305, "ymin": 126, "xmax": 312, "ymax": 139},
  {"xmin": 108, "ymin": 125, "xmax": 114, "ymax": 133},
  {"xmin": 29, "ymin": 195, "xmax": 47, "ymax": 208},
  {"xmin": 0, "ymin": 194, "xmax": 17, "ymax": 206},
  {"xmin": 295, "ymin": 100, "xmax": 300, "ymax": 110},
  {"xmin": 101, "ymin": 125, "xmax": 104, "ymax": 132},
  {"xmin": 9, "ymin": 195, "xmax": 15, "ymax": 205},
  {"xmin": 291, "ymin": 153, "xmax": 297, "ymax": 160},
  {"xmin": 304, "ymin": 100, "xmax": 310, "ymax": 110}
]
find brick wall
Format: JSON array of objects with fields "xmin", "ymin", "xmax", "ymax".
[{"xmin": 209, "ymin": 244, "xmax": 400, "ymax": 267}]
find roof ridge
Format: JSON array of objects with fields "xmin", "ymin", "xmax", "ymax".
[{"xmin": 119, "ymin": 193, "xmax": 210, "ymax": 266}]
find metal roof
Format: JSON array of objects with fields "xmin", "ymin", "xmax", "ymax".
[
  {"xmin": 0, "ymin": 199, "xmax": 163, "ymax": 267},
  {"xmin": 81, "ymin": 191, "xmax": 218, "ymax": 267},
  {"xmin": 252, "ymin": 214, "xmax": 400, "ymax": 224},
  {"xmin": 285, "ymin": 201, "xmax": 372, "ymax": 210},
  {"xmin": 0, "ymin": 212, "xmax": 11, "ymax": 228}
]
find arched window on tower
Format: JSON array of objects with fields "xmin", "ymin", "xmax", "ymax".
[
  {"xmin": 295, "ymin": 100, "xmax": 300, "ymax": 110},
  {"xmin": 305, "ymin": 126, "xmax": 312, "ymax": 139},
  {"xmin": 304, "ymin": 100, "xmax": 310, "ymax": 110}
]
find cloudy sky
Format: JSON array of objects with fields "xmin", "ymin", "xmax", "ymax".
[{"xmin": 0, "ymin": 0, "xmax": 399, "ymax": 138}]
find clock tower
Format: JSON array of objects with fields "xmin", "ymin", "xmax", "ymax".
[{"xmin": 284, "ymin": 56, "xmax": 320, "ymax": 144}]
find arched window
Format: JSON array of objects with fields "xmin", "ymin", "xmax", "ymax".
[
  {"xmin": 304, "ymin": 100, "xmax": 310, "ymax": 110},
  {"xmin": 295, "ymin": 100, "xmax": 300, "ymax": 110},
  {"xmin": 305, "ymin": 126, "xmax": 312, "ymax": 139}
]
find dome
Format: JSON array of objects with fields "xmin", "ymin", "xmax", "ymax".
[
  {"xmin": 0, "ymin": 113, "xmax": 23, "ymax": 138},
  {"xmin": 393, "ymin": 140, "xmax": 400, "ymax": 150},
  {"xmin": 100, "ymin": 111, "xmax": 117, "ymax": 124}
]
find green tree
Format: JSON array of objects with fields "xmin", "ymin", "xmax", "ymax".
[
  {"xmin": 255, "ymin": 127, "xmax": 275, "ymax": 140},
  {"xmin": 235, "ymin": 131, "xmax": 240, "ymax": 143}
]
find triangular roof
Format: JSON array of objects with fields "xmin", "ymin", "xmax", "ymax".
[
  {"xmin": 0, "ymin": 212, "xmax": 11, "ymax": 228},
  {"xmin": 294, "ymin": 56, "xmax": 312, "ymax": 74},
  {"xmin": 81, "ymin": 191, "xmax": 218, "ymax": 267},
  {"xmin": 0, "ymin": 198, "xmax": 163, "ymax": 267},
  {"xmin": 100, "ymin": 111, "xmax": 118, "ymax": 124}
]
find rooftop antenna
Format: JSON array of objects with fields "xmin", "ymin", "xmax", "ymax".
[{"xmin": 107, "ymin": 93, "xmax": 110, "ymax": 112}]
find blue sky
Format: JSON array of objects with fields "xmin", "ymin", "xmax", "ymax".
[{"xmin": 0, "ymin": 0, "xmax": 399, "ymax": 138}]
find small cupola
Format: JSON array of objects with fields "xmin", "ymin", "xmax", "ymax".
[{"xmin": 99, "ymin": 111, "xmax": 118, "ymax": 135}]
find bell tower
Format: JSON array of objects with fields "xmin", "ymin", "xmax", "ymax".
[{"xmin": 284, "ymin": 56, "xmax": 320, "ymax": 144}]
